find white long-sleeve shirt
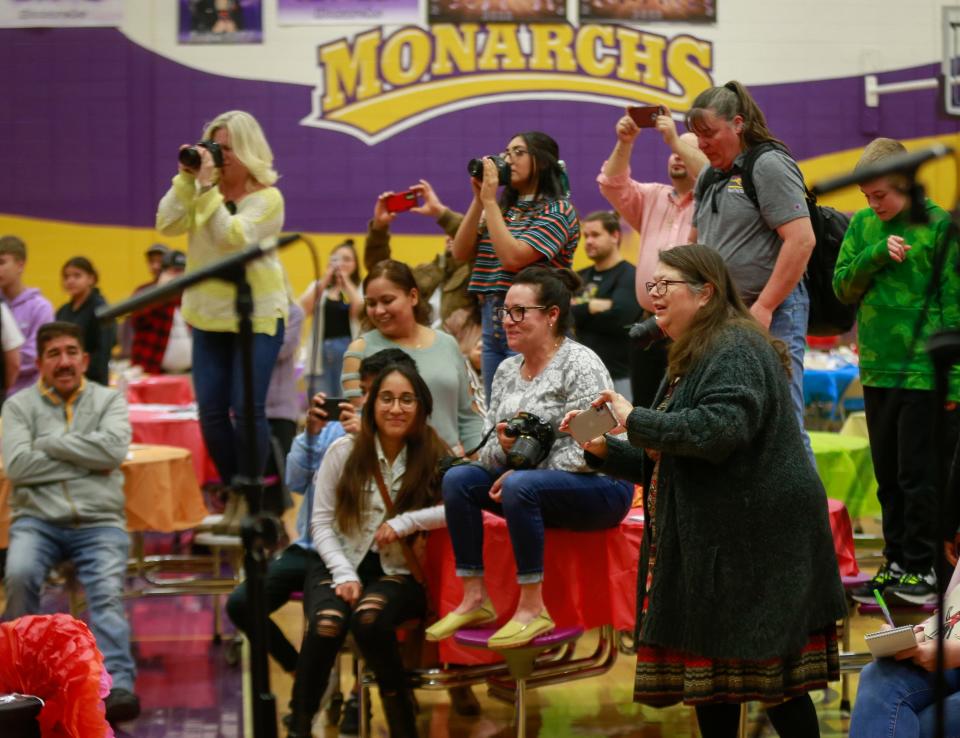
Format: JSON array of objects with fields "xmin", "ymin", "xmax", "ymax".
[{"xmin": 310, "ymin": 434, "xmax": 445, "ymax": 585}]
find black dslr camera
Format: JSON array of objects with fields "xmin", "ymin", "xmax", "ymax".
[
  {"xmin": 179, "ymin": 140, "xmax": 224, "ymax": 170},
  {"xmin": 467, "ymin": 155, "xmax": 511, "ymax": 186},
  {"xmin": 628, "ymin": 316, "xmax": 665, "ymax": 350},
  {"xmin": 503, "ymin": 412, "xmax": 555, "ymax": 470}
]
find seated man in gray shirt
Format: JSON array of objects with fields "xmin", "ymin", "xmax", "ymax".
[
  {"xmin": 1, "ymin": 321, "xmax": 140, "ymax": 723},
  {"xmin": 685, "ymin": 81, "xmax": 816, "ymax": 461}
]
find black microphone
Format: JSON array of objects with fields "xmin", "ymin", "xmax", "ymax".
[
  {"xmin": 96, "ymin": 233, "xmax": 301, "ymax": 322},
  {"xmin": 811, "ymin": 144, "xmax": 953, "ymax": 196}
]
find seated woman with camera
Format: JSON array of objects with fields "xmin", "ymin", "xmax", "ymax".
[
  {"xmin": 425, "ymin": 266, "xmax": 633, "ymax": 649},
  {"xmin": 286, "ymin": 361, "xmax": 449, "ymax": 738},
  {"xmin": 451, "ymin": 131, "xmax": 580, "ymax": 402}
]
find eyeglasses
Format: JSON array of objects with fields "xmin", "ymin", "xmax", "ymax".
[
  {"xmin": 376, "ymin": 392, "xmax": 418, "ymax": 409},
  {"xmin": 644, "ymin": 279, "xmax": 695, "ymax": 297},
  {"xmin": 500, "ymin": 146, "xmax": 528, "ymax": 161},
  {"xmin": 495, "ymin": 305, "xmax": 548, "ymax": 323}
]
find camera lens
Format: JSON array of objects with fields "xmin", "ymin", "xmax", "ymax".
[
  {"xmin": 628, "ymin": 316, "xmax": 665, "ymax": 350},
  {"xmin": 178, "ymin": 147, "xmax": 202, "ymax": 170},
  {"xmin": 467, "ymin": 158, "xmax": 484, "ymax": 179}
]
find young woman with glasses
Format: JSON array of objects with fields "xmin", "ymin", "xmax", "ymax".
[
  {"xmin": 340, "ymin": 259, "xmax": 483, "ymax": 455},
  {"xmin": 286, "ymin": 362, "xmax": 449, "ymax": 737},
  {"xmin": 565, "ymin": 245, "xmax": 846, "ymax": 738},
  {"xmin": 451, "ymin": 131, "xmax": 580, "ymax": 402},
  {"xmin": 425, "ymin": 266, "xmax": 633, "ymax": 649}
]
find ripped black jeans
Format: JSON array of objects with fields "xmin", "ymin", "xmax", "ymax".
[{"xmin": 290, "ymin": 550, "xmax": 426, "ymax": 719}]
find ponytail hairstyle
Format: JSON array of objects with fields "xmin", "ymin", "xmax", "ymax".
[
  {"xmin": 499, "ymin": 131, "xmax": 569, "ymax": 211},
  {"xmin": 512, "ymin": 265, "xmax": 583, "ymax": 337},
  {"xmin": 685, "ymin": 81, "xmax": 786, "ymax": 152}
]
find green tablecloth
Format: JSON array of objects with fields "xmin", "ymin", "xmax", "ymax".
[{"xmin": 809, "ymin": 430, "xmax": 879, "ymax": 520}]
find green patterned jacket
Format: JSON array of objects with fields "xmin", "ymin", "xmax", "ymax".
[{"xmin": 833, "ymin": 199, "xmax": 960, "ymax": 399}]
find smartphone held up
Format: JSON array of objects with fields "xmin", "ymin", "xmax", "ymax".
[
  {"xmin": 568, "ymin": 403, "xmax": 619, "ymax": 445},
  {"xmin": 627, "ymin": 105, "xmax": 666, "ymax": 128},
  {"xmin": 383, "ymin": 190, "xmax": 421, "ymax": 213}
]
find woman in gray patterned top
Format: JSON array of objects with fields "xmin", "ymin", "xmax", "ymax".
[{"xmin": 425, "ymin": 266, "xmax": 633, "ymax": 649}]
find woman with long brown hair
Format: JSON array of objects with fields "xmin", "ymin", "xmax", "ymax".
[
  {"xmin": 565, "ymin": 244, "xmax": 846, "ymax": 738},
  {"xmin": 286, "ymin": 362, "xmax": 449, "ymax": 737}
]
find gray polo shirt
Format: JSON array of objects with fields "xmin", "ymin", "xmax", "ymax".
[{"xmin": 692, "ymin": 148, "xmax": 808, "ymax": 304}]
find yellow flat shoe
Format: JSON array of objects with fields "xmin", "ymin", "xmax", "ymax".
[
  {"xmin": 486, "ymin": 611, "xmax": 555, "ymax": 649},
  {"xmin": 425, "ymin": 599, "xmax": 497, "ymax": 642}
]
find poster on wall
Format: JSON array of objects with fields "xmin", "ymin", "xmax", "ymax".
[
  {"xmin": 428, "ymin": 0, "xmax": 565, "ymax": 23},
  {"xmin": 277, "ymin": 0, "xmax": 421, "ymax": 26},
  {"xmin": 580, "ymin": 0, "xmax": 715, "ymax": 23},
  {"xmin": 179, "ymin": 0, "xmax": 263, "ymax": 44},
  {"xmin": 0, "ymin": 0, "xmax": 123, "ymax": 27}
]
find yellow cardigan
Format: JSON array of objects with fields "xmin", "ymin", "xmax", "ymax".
[{"xmin": 156, "ymin": 172, "xmax": 288, "ymax": 335}]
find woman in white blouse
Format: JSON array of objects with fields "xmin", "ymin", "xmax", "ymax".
[
  {"xmin": 425, "ymin": 266, "xmax": 633, "ymax": 649},
  {"xmin": 287, "ymin": 362, "xmax": 449, "ymax": 738}
]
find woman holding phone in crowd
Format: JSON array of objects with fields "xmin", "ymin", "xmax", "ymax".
[
  {"xmin": 156, "ymin": 110, "xmax": 287, "ymax": 500},
  {"xmin": 451, "ymin": 131, "xmax": 580, "ymax": 401},
  {"xmin": 286, "ymin": 362, "xmax": 448, "ymax": 738},
  {"xmin": 299, "ymin": 240, "xmax": 363, "ymax": 399},
  {"xmin": 567, "ymin": 244, "xmax": 845, "ymax": 738},
  {"xmin": 341, "ymin": 259, "xmax": 483, "ymax": 455},
  {"xmin": 425, "ymin": 266, "xmax": 632, "ymax": 649}
]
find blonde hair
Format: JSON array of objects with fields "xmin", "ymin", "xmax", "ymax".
[
  {"xmin": 203, "ymin": 110, "xmax": 279, "ymax": 188},
  {"xmin": 855, "ymin": 138, "xmax": 908, "ymax": 189}
]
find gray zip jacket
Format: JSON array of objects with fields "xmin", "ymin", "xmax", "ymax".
[{"xmin": 2, "ymin": 379, "xmax": 131, "ymax": 529}]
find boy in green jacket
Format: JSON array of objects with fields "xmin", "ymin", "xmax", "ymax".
[{"xmin": 834, "ymin": 137, "xmax": 960, "ymax": 606}]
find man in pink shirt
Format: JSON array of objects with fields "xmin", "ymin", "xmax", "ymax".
[{"xmin": 596, "ymin": 108, "xmax": 707, "ymax": 406}]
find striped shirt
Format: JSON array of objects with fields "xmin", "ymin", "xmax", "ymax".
[{"xmin": 468, "ymin": 197, "xmax": 580, "ymax": 294}]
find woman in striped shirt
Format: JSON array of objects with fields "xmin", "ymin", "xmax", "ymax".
[{"xmin": 451, "ymin": 131, "xmax": 580, "ymax": 403}]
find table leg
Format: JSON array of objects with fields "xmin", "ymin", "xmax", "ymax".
[{"xmin": 515, "ymin": 677, "xmax": 526, "ymax": 738}]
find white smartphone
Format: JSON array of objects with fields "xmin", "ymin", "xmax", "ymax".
[{"xmin": 568, "ymin": 404, "xmax": 619, "ymax": 444}]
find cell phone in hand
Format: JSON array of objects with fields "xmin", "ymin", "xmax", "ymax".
[
  {"xmin": 315, "ymin": 397, "xmax": 348, "ymax": 421},
  {"xmin": 568, "ymin": 403, "xmax": 619, "ymax": 444},
  {"xmin": 383, "ymin": 190, "xmax": 421, "ymax": 213},
  {"xmin": 627, "ymin": 105, "xmax": 666, "ymax": 128}
]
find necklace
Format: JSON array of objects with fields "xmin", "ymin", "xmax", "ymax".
[{"xmin": 521, "ymin": 336, "xmax": 564, "ymax": 380}]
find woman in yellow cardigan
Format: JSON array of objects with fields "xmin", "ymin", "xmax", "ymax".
[{"xmin": 156, "ymin": 110, "xmax": 287, "ymax": 505}]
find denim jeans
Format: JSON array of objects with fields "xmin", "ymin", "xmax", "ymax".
[
  {"xmin": 192, "ymin": 320, "xmax": 285, "ymax": 485},
  {"xmin": 850, "ymin": 657, "xmax": 960, "ymax": 738},
  {"xmin": 768, "ymin": 281, "xmax": 814, "ymax": 467},
  {"xmin": 3, "ymin": 517, "xmax": 136, "ymax": 692},
  {"xmin": 480, "ymin": 295, "xmax": 516, "ymax": 404},
  {"xmin": 442, "ymin": 464, "xmax": 633, "ymax": 583},
  {"xmin": 226, "ymin": 544, "xmax": 310, "ymax": 674}
]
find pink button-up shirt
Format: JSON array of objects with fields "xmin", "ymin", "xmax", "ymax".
[{"xmin": 597, "ymin": 166, "xmax": 695, "ymax": 311}]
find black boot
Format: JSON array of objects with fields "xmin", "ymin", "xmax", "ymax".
[
  {"xmin": 285, "ymin": 710, "xmax": 314, "ymax": 738},
  {"xmin": 380, "ymin": 690, "xmax": 418, "ymax": 738}
]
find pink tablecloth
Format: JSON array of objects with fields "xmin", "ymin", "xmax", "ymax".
[
  {"xmin": 431, "ymin": 500, "xmax": 857, "ymax": 665},
  {"xmin": 126, "ymin": 375, "xmax": 194, "ymax": 405},
  {"xmin": 128, "ymin": 405, "xmax": 218, "ymax": 485}
]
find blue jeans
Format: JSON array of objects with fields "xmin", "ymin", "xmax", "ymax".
[
  {"xmin": 317, "ymin": 335, "xmax": 351, "ymax": 397},
  {"xmin": 850, "ymin": 657, "xmax": 960, "ymax": 738},
  {"xmin": 192, "ymin": 320, "xmax": 285, "ymax": 485},
  {"xmin": 3, "ymin": 517, "xmax": 135, "ymax": 692},
  {"xmin": 768, "ymin": 281, "xmax": 815, "ymax": 466},
  {"xmin": 480, "ymin": 295, "xmax": 516, "ymax": 405},
  {"xmin": 442, "ymin": 464, "xmax": 633, "ymax": 583}
]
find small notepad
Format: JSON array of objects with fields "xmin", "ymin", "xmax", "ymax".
[{"xmin": 864, "ymin": 625, "xmax": 918, "ymax": 658}]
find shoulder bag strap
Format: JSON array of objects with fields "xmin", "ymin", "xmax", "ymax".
[{"xmin": 371, "ymin": 465, "xmax": 428, "ymax": 586}]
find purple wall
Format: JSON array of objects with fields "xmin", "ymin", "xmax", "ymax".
[{"xmin": 0, "ymin": 27, "xmax": 957, "ymax": 233}]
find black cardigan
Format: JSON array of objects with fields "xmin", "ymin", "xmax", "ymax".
[{"xmin": 588, "ymin": 324, "xmax": 846, "ymax": 660}]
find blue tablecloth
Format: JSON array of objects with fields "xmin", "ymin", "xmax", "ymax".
[{"xmin": 804, "ymin": 364, "xmax": 860, "ymax": 418}]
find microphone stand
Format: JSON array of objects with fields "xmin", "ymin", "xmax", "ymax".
[{"xmin": 98, "ymin": 235, "xmax": 300, "ymax": 738}]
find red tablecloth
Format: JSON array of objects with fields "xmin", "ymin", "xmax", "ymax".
[
  {"xmin": 432, "ymin": 499, "xmax": 857, "ymax": 664},
  {"xmin": 126, "ymin": 375, "xmax": 195, "ymax": 405},
  {"xmin": 128, "ymin": 405, "xmax": 218, "ymax": 485}
]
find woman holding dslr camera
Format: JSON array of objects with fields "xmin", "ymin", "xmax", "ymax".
[
  {"xmin": 451, "ymin": 131, "xmax": 580, "ymax": 401},
  {"xmin": 156, "ymin": 110, "xmax": 287, "ymax": 504},
  {"xmin": 425, "ymin": 266, "xmax": 632, "ymax": 649}
]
